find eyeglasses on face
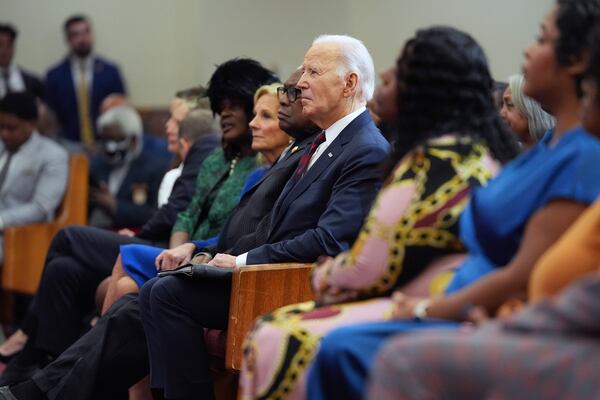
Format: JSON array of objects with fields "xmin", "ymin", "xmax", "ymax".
[{"xmin": 277, "ymin": 86, "xmax": 301, "ymax": 103}]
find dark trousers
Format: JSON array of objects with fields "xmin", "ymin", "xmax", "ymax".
[
  {"xmin": 31, "ymin": 294, "xmax": 149, "ymax": 400},
  {"xmin": 139, "ymin": 275, "xmax": 231, "ymax": 400},
  {"xmin": 26, "ymin": 225, "xmax": 148, "ymax": 356}
]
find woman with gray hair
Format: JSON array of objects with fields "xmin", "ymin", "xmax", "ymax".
[{"xmin": 501, "ymin": 74, "xmax": 555, "ymax": 147}]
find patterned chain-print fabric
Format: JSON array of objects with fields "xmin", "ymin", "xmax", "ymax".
[{"xmin": 240, "ymin": 135, "xmax": 499, "ymax": 400}]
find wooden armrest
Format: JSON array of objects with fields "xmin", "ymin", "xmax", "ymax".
[
  {"xmin": 3, "ymin": 223, "xmax": 55, "ymax": 294},
  {"xmin": 225, "ymin": 263, "xmax": 315, "ymax": 371}
]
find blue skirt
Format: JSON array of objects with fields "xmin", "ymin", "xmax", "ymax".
[{"xmin": 121, "ymin": 244, "xmax": 163, "ymax": 287}]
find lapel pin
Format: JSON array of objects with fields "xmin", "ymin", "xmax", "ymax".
[
  {"xmin": 328, "ymin": 152, "xmax": 333, "ymax": 158},
  {"xmin": 291, "ymin": 146, "xmax": 299, "ymax": 154}
]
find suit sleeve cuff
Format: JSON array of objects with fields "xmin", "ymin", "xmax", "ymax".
[{"xmin": 236, "ymin": 252, "xmax": 248, "ymax": 266}]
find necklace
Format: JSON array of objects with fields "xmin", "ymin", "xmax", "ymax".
[{"xmin": 229, "ymin": 157, "xmax": 239, "ymax": 175}]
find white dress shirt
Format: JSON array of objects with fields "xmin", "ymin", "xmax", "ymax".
[
  {"xmin": 0, "ymin": 63, "xmax": 26, "ymax": 98},
  {"xmin": 157, "ymin": 164, "xmax": 183, "ymax": 207},
  {"xmin": 235, "ymin": 106, "xmax": 367, "ymax": 266}
]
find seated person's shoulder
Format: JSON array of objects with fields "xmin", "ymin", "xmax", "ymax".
[
  {"xmin": 36, "ymin": 134, "xmax": 68, "ymax": 160},
  {"xmin": 348, "ymin": 130, "xmax": 391, "ymax": 158},
  {"xmin": 134, "ymin": 148, "xmax": 170, "ymax": 175}
]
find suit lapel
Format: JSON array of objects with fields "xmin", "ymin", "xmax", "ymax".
[
  {"xmin": 91, "ymin": 58, "xmax": 103, "ymax": 102},
  {"xmin": 279, "ymin": 139, "xmax": 341, "ymax": 211},
  {"xmin": 268, "ymin": 112, "xmax": 370, "ymax": 235},
  {"xmin": 267, "ymin": 136, "xmax": 315, "ymax": 225},
  {"xmin": 60, "ymin": 59, "xmax": 78, "ymax": 109}
]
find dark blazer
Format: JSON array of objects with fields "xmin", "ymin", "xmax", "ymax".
[
  {"xmin": 136, "ymin": 133, "xmax": 220, "ymax": 241},
  {"xmin": 246, "ymin": 110, "xmax": 391, "ymax": 264},
  {"xmin": 90, "ymin": 149, "xmax": 168, "ymax": 228},
  {"xmin": 45, "ymin": 56, "xmax": 126, "ymax": 142},
  {"xmin": 214, "ymin": 133, "xmax": 317, "ymax": 254},
  {"xmin": 20, "ymin": 67, "xmax": 44, "ymax": 99}
]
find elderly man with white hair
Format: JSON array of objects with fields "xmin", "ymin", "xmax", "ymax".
[
  {"xmin": 230, "ymin": 34, "xmax": 391, "ymax": 400},
  {"xmin": 209, "ymin": 34, "xmax": 388, "ymax": 268},
  {"xmin": 89, "ymin": 105, "xmax": 168, "ymax": 229}
]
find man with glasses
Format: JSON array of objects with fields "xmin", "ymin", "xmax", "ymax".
[{"xmin": 209, "ymin": 35, "xmax": 390, "ymax": 269}]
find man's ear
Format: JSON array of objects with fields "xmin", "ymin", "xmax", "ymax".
[{"xmin": 343, "ymin": 72, "xmax": 359, "ymax": 97}]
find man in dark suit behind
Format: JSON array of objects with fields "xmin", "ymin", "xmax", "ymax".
[
  {"xmin": 45, "ymin": 15, "xmax": 125, "ymax": 146},
  {"xmin": 0, "ymin": 24, "xmax": 44, "ymax": 100}
]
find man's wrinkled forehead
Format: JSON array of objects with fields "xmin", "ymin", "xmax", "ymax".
[{"xmin": 303, "ymin": 42, "xmax": 341, "ymax": 70}]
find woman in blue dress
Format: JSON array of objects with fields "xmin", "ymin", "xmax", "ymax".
[{"xmin": 306, "ymin": 1, "xmax": 600, "ymax": 399}]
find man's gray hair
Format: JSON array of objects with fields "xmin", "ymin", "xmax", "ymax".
[
  {"xmin": 313, "ymin": 34, "xmax": 375, "ymax": 102},
  {"xmin": 508, "ymin": 74, "xmax": 555, "ymax": 141},
  {"xmin": 97, "ymin": 105, "xmax": 143, "ymax": 139},
  {"xmin": 179, "ymin": 108, "xmax": 217, "ymax": 142}
]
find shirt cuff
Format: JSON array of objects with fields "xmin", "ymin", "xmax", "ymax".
[{"xmin": 236, "ymin": 252, "xmax": 248, "ymax": 266}]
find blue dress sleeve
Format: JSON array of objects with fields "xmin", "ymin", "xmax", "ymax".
[{"xmin": 240, "ymin": 167, "xmax": 267, "ymax": 197}]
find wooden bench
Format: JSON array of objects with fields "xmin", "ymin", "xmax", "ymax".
[
  {"xmin": 211, "ymin": 263, "xmax": 315, "ymax": 399},
  {"xmin": 2, "ymin": 154, "xmax": 89, "ymax": 295}
]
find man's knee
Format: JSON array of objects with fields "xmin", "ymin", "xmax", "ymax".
[
  {"xmin": 147, "ymin": 276, "xmax": 180, "ymax": 307},
  {"xmin": 41, "ymin": 257, "xmax": 81, "ymax": 285},
  {"xmin": 48, "ymin": 225, "xmax": 87, "ymax": 256},
  {"xmin": 138, "ymin": 277, "xmax": 160, "ymax": 310},
  {"xmin": 105, "ymin": 293, "xmax": 140, "ymax": 322}
]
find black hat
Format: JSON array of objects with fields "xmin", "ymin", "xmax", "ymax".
[
  {"xmin": 206, "ymin": 58, "xmax": 278, "ymax": 120},
  {"xmin": 0, "ymin": 92, "xmax": 38, "ymax": 121}
]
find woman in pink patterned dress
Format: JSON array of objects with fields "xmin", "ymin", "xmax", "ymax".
[{"xmin": 238, "ymin": 27, "xmax": 520, "ymax": 400}]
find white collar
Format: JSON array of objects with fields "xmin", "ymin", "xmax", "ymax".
[
  {"xmin": 322, "ymin": 106, "xmax": 366, "ymax": 142},
  {"xmin": 70, "ymin": 54, "xmax": 94, "ymax": 70}
]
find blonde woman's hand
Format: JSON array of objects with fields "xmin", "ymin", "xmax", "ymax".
[{"xmin": 155, "ymin": 242, "xmax": 196, "ymax": 271}]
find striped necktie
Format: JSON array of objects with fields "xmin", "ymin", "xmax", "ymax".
[
  {"xmin": 287, "ymin": 130, "xmax": 326, "ymax": 187},
  {"xmin": 0, "ymin": 152, "xmax": 13, "ymax": 192}
]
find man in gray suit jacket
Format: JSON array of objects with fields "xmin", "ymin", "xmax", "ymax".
[{"xmin": 0, "ymin": 92, "xmax": 68, "ymax": 262}]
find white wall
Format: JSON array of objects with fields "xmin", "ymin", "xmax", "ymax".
[{"xmin": 1, "ymin": 0, "xmax": 553, "ymax": 107}]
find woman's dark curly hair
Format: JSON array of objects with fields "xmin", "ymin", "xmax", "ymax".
[
  {"xmin": 555, "ymin": 0, "xmax": 600, "ymax": 97},
  {"xmin": 585, "ymin": 24, "xmax": 600, "ymax": 100},
  {"xmin": 206, "ymin": 58, "xmax": 279, "ymax": 121},
  {"xmin": 393, "ymin": 26, "xmax": 520, "ymax": 164}
]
